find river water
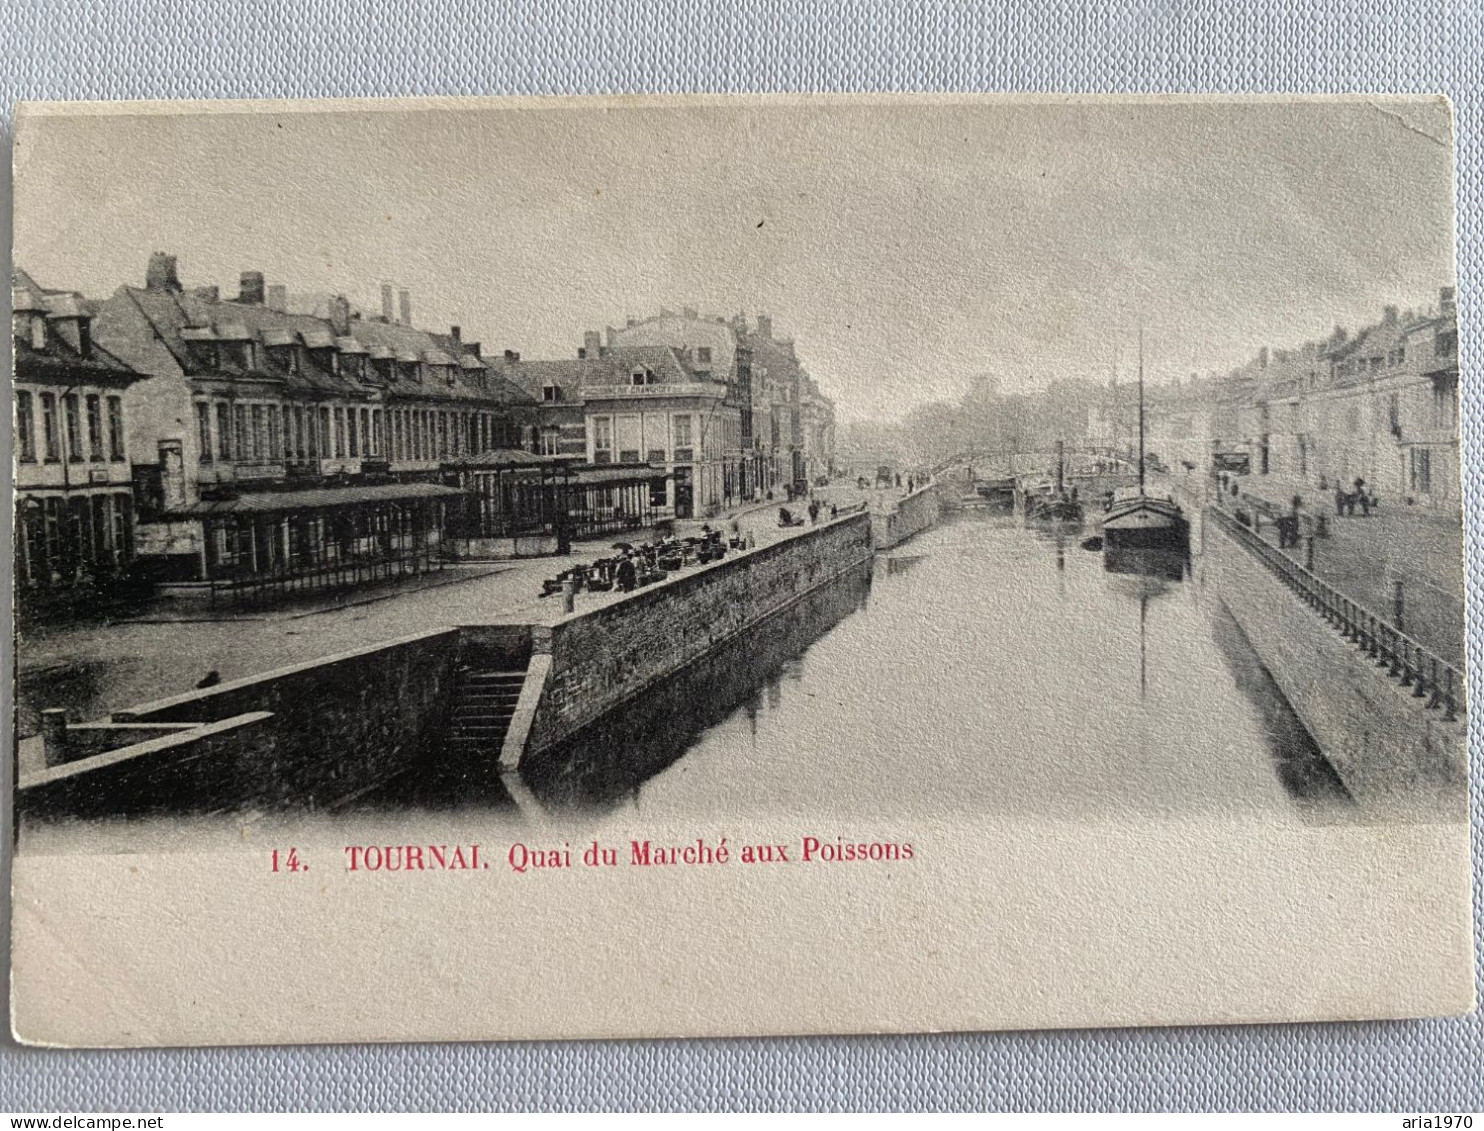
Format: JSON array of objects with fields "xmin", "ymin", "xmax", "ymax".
[{"xmin": 521, "ymin": 508, "xmax": 1352, "ymax": 826}]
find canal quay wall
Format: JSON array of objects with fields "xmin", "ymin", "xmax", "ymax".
[
  {"xmin": 870, "ymin": 482, "xmax": 944, "ymax": 550},
  {"xmin": 1201, "ymin": 508, "xmax": 1467, "ymax": 811},
  {"xmin": 17, "ymin": 628, "xmax": 461, "ymax": 819},
  {"xmin": 517, "ymin": 511, "xmax": 874, "ymax": 765},
  {"xmin": 19, "ymin": 514, "xmax": 876, "ymax": 817}
]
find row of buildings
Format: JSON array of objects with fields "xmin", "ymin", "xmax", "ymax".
[
  {"xmin": 1089, "ymin": 287, "xmax": 1461, "ymax": 511},
  {"xmin": 12, "ymin": 254, "xmax": 836, "ymax": 612}
]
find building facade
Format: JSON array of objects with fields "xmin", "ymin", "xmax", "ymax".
[
  {"xmin": 89, "ymin": 254, "xmax": 539, "ymax": 597},
  {"xmin": 1137, "ymin": 287, "xmax": 1461, "ymax": 510},
  {"xmin": 12, "ymin": 268, "xmax": 148, "ymax": 609}
]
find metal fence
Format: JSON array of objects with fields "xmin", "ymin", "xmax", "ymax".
[{"xmin": 1208, "ymin": 505, "xmax": 1464, "ymax": 723}]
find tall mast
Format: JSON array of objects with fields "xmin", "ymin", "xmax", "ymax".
[{"xmin": 1137, "ymin": 325, "xmax": 1146, "ymax": 491}]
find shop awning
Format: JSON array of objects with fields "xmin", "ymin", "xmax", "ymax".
[
  {"xmin": 572, "ymin": 465, "xmax": 669, "ymax": 486},
  {"xmin": 170, "ymin": 482, "xmax": 463, "ymax": 517},
  {"xmin": 443, "ymin": 449, "xmax": 577, "ymax": 471}
]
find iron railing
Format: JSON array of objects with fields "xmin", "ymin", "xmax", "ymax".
[{"xmin": 1208, "ymin": 505, "xmax": 1464, "ymax": 723}]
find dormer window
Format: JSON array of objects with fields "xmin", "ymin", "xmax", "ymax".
[
  {"xmin": 543, "ymin": 383, "xmax": 560, "ymax": 403},
  {"xmin": 696, "ymin": 347, "xmax": 712, "ymax": 364},
  {"xmin": 631, "ymin": 370, "xmax": 645, "ymax": 386},
  {"xmin": 30, "ymin": 314, "xmax": 46, "ymax": 350}
]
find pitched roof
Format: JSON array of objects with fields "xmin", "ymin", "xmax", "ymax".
[
  {"xmin": 11, "ymin": 267, "xmax": 145, "ymax": 386},
  {"xmin": 494, "ymin": 344, "xmax": 715, "ymax": 403}
]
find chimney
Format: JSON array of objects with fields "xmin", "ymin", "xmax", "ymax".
[
  {"xmin": 329, "ymin": 295, "xmax": 352, "ymax": 336},
  {"xmin": 146, "ymin": 252, "xmax": 182, "ymax": 292},
  {"xmin": 450, "ymin": 325, "xmax": 461, "ymax": 343},
  {"xmin": 606, "ymin": 326, "xmax": 618, "ymax": 347},
  {"xmin": 266, "ymin": 284, "xmax": 288, "ymax": 312},
  {"xmin": 398, "ymin": 288, "xmax": 412, "ymax": 327},
  {"xmin": 577, "ymin": 347, "xmax": 586, "ymax": 359},
  {"xmin": 1440, "ymin": 286, "xmax": 1456, "ymax": 319},
  {"xmin": 192, "ymin": 285, "xmax": 220, "ymax": 304},
  {"xmin": 1258, "ymin": 346, "xmax": 1269, "ymax": 369},
  {"xmin": 756, "ymin": 314, "xmax": 773, "ymax": 340},
  {"xmin": 626, "ymin": 316, "xmax": 637, "ymax": 328},
  {"xmin": 238, "ymin": 271, "xmax": 266, "ymax": 305},
  {"xmin": 583, "ymin": 329, "xmax": 602, "ymax": 358},
  {"xmin": 682, "ymin": 306, "xmax": 698, "ymax": 320},
  {"xmin": 381, "ymin": 284, "xmax": 395, "ymax": 323},
  {"xmin": 504, "ymin": 349, "xmax": 515, "ymax": 361}
]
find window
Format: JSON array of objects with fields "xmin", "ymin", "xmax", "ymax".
[
  {"xmin": 591, "ymin": 416, "xmax": 613, "ymax": 463},
  {"xmin": 1388, "ymin": 393, "xmax": 1401, "ymax": 436},
  {"xmin": 1435, "ymin": 329, "xmax": 1457, "ymax": 358},
  {"xmin": 542, "ymin": 384, "xmax": 560, "ymax": 403},
  {"xmin": 64, "ymin": 394, "xmax": 83, "ymax": 461},
  {"xmin": 235, "ymin": 405, "xmax": 249, "ymax": 461},
  {"xmin": 317, "ymin": 407, "xmax": 330, "ymax": 458},
  {"xmin": 437, "ymin": 412, "xmax": 449, "ymax": 458},
  {"xmin": 16, "ymin": 391, "xmax": 35, "ymax": 462},
  {"xmin": 268, "ymin": 404, "xmax": 282, "ymax": 460},
  {"xmin": 650, "ymin": 477, "xmax": 668, "ymax": 507},
  {"xmin": 372, "ymin": 409, "xmax": 383, "ymax": 456},
  {"xmin": 40, "ymin": 393, "xmax": 59, "ymax": 461},
  {"xmin": 1433, "ymin": 377, "xmax": 1459, "ymax": 428},
  {"xmin": 393, "ymin": 411, "xmax": 404, "ymax": 460},
  {"xmin": 251, "ymin": 405, "xmax": 265, "ymax": 461},
  {"xmin": 84, "ymin": 395, "xmax": 104, "ymax": 461},
  {"xmin": 216, "ymin": 404, "xmax": 232, "ymax": 460},
  {"xmin": 107, "ymin": 397, "xmax": 125, "ymax": 461},
  {"xmin": 197, "ymin": 403, "xmax": 213, "ymax": 462},
  {"xmin": 539, "ymin": 431, "xmax": 560, "ymax": 456},
  {"xmin": 696, "ymin": 347, "xmax": 712, "ymax": 364},
  {"xmin": 334, "ymin": 407, "xmax": 346, "ymax": 458},
  {"xmin": 1410, "ymin": 447, "xmax": 1433, "ymax": 494},
  {"xmin": 293, "ymin": 406, "xmax": 306, "ymax": 460},
  {"xmin": 631, "ymin": 370, "xmax": 646, "ymax": 387},
  {"xmin": 347, "ymin": 407, "xmax": 359, "ymax": 457},
  {"xmin": 672, "ymin": 414, "xmax": 693, "ymax": 460}
]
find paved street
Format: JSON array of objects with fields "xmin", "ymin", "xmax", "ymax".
[
  {"xmin": 1224, "ymin": 472, "xmax": 1465, "ymax": 668},
  {"xmin": 14, "ymin": 500, "xmax": 813, "ymax": 741}
]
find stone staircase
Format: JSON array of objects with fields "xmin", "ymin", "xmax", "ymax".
[{"xmin": 443, "ymin": 661, "xmax": 528, "ymax": 761}]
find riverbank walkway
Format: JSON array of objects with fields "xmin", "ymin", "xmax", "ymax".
[
  {"xmin": 14, "ymin": 498, "xmax": 834, "ymax": 741},
  {"xmin": 1209, "ymin": 470, "xmax": 1465, "ymax": 669}
]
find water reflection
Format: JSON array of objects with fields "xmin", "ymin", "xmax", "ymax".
[
  {"xmin": 520, "ymin": 561, "xmax": 874, "ymax": 812},
  {"xmin": 541, "ymin": 509, "xmax": 1357, "ymax": 824}
]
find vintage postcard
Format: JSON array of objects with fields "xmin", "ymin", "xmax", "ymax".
[{"xmin": 7, "ymin": 95, "xmax": 1474, "ymax": 1047}]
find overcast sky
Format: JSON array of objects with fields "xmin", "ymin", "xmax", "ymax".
[{"xmin": 14, "ymin": 96, "xmax": 1455, "ymax": 422}]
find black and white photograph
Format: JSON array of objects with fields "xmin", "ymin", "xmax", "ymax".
[{"xmin": 8, "ymin": 95, "xmax": 1474, "ymax": 1047}]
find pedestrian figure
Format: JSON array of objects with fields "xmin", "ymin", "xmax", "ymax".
[
  {"xmin": 831, "ymin": 504, "xmax": 838, "ymax": 519},
  {"xmin": 907, "ymin": 475, "xmax": 914, "ymax": 493},
  {"xmin": 616, "ymin": 554, "xmax": 636, "ymax": 593},
  {"xmin": 895, "ymin": 473, "xmax": 902, "ymax": 488},
  {"xmin": 1335, "ymin": 487, "xmax": 1346, "ymax": 516}
]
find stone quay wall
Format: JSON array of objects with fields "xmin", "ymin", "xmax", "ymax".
[
  {"xmin": 522, "ymin": 511, "xmax": 873, "ymax": 760},
  {"xmin": 1201, "ymin": 508, "xmax": 1467, "ymax": 812},
  {"xmin": 18, "ymin": 628, "xmax": 462, "ymax": 818},
  {"xmin": 870, "ymin": 482, "xmax": 944, "ymax": 550}
]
